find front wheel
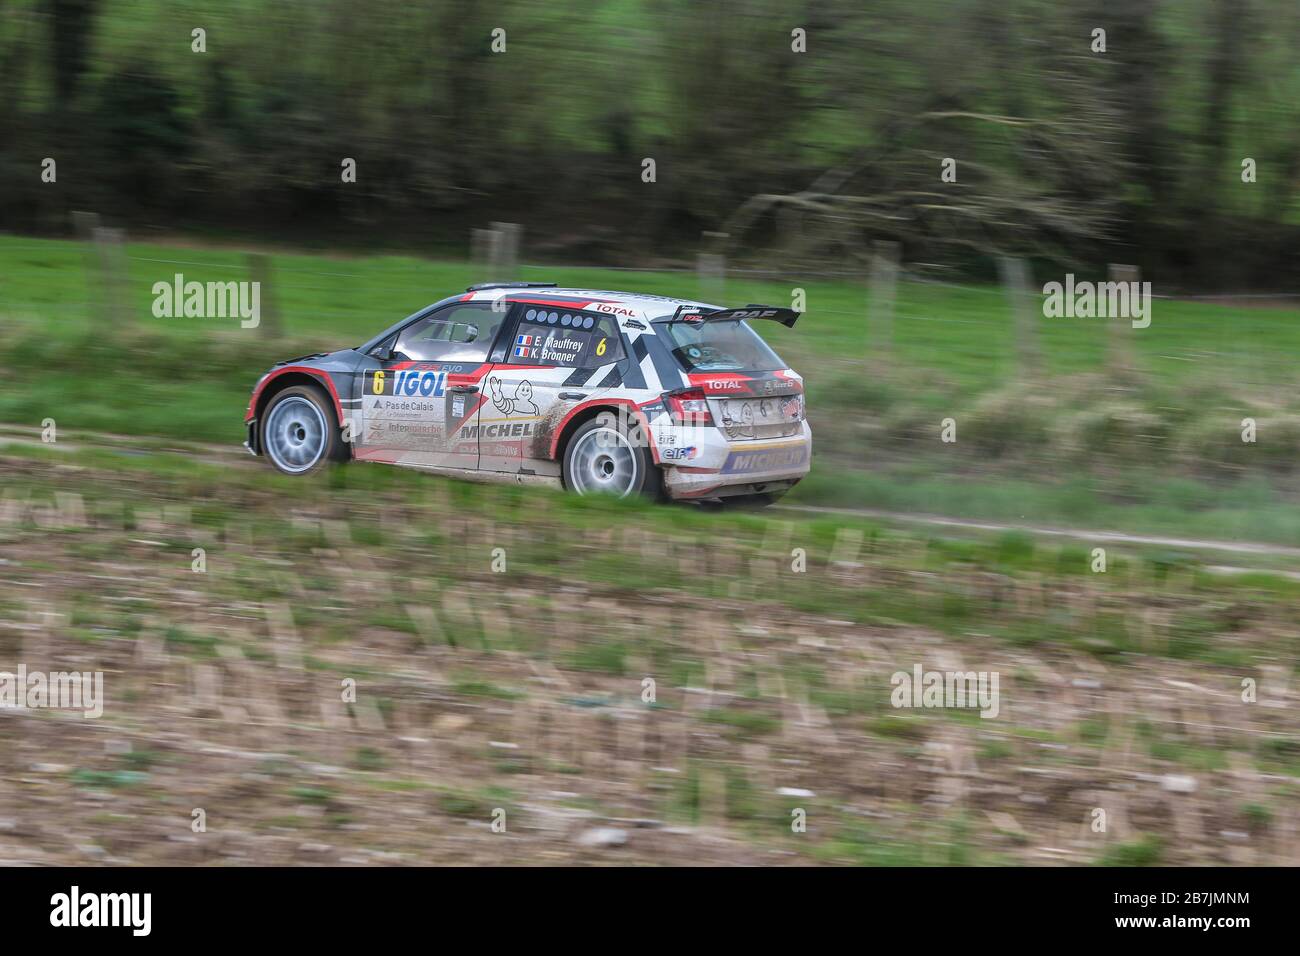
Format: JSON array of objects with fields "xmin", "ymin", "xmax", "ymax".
[
  {"xmin": 260, "ymin": 384, "xmax": 345, "ymax": 476},
  {"xmin": 562, "ymin": 412, "xmax": 662, "ymax": 499}
]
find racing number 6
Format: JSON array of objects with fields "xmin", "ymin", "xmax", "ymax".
[
  {"xmin": 596, "ymin": 337, "xmax": 607, "ymax": 357},
  {"xmin": 372, "ymin": 370, "xmax": 385, "ymax": 394}
]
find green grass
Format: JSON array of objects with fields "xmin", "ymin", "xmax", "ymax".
[
  {"xmin": 5, "ymin": 234, "xmax": 1299, "ymax": 435},
  {"xmin": 814, "ymin": 814, "xmax": 991, "ymax": 866},
  {"xmin": 1100, "ymin": 835, "xmax": 1165, "ymax": 867},
  {"xmin": 5, "ymin": 233, "xmax": 1300, "ymax": 540}
]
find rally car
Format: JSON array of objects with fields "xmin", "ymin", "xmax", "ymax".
[{"xmin": 243, "ymin": 283, "xmax": 811, "ymax": 504}]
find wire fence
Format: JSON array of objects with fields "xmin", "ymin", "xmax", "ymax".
[
  {"xmin": 3, "ymin": 233, "xmax": 1297, "ymax": 299},
  {"xmin": 2, "ymin": 232, "xmax": 1297, "ymax": 388}
]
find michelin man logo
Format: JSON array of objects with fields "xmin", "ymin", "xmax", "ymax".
[
  {"xmin": 489, "ymin": 377, "xmax": 540, "ymax": 416},
  {"xmin": 722, "ymin": 401, "xmax": 756, "ymax": 440}
]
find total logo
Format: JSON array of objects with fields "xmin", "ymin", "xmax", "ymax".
[
  {"xmin": 706, "ymin": 380, "xmax": 745, "ymax": 391},
  {"xmin": 591, "ymin": 303, "xmax": 635, "ymax": 317}
]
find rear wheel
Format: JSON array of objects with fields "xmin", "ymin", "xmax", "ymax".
[
  {"xmin": 562, "ymin": 412, "xmax": 661, "ymax": 500},
  {"xmin": 260, "ymin": 384, "xmax": 345, "ymax": 476}
]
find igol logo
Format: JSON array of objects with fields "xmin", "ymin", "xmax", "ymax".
[{"xmin": 369, "ymin": 369, "xmax": 446, "ymax": 397}]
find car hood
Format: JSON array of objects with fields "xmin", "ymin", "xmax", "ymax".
[{"xmin": 271, "ymin": 352, "xmax": 330, "ymax": 368}]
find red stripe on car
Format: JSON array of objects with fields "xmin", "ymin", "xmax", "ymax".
[
  {"xmin": 686, "ymin": 371, "xmax": 803, "ymax": 397},
  {"xmin": 510, "ymin": 298, "xmax": 613, "ymax": 309},
  {"xmin": 549, "ymin": 398, "xmax": 660, "ymax": 463},
  {"xmin": 445, "ymin": 363, "xmax": 493, "ymax": 385},
  {"xmin": 246, "ymin": 366, "xmax": 344, "ymax": 422}
]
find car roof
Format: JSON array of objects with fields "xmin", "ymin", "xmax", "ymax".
[
  {"xmin": 460, "ymin": 286, "xmax": 722, "ymax": 316},
  {"xmin": 358, "ymin": 287, "xmax": 723, "ymax": 354}
]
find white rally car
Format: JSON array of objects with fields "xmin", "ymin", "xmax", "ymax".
[{"xmin": 245, "ymin": 283, "xmax": 811, "ymax": 505}]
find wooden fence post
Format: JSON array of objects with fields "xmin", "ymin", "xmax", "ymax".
[
  {"xmin": 1107, "ymin": 263, "xmax": 1140, "ymax": 375},
  {"xmin": 71, "ymin": 210, "xmax": 100, "ymax": 241},
  {"xmin": 247, "ymin": 253, "xmax": 283, "ymax": 339},
  {"xmin": 868, "ymin": 240, "xmax": 900, "ymax": 366},
  {"xmin": 91, "ymin": 225, "xmax": 130, "ymax": 329},
  {"xmin": 998, "ymin": 255, "xmax": 1040, "ymax": 382},
  {"xmin": 472, "ymin": 223, "xmax": 522, "ymax": 282},
  {"xmin": 71, "ymin": 211, "xmax": 102, "ymax": 324},
  {"xmin": 489, "ymin": 221, "xmax": 521, "ymax": 280},
  {"xmin": 698, "ymin": 231, "xmax": 728, "ymax": 305},
  {"xmin": 470, "ymin": 228, "xmax": 495, "ymax": 272}
]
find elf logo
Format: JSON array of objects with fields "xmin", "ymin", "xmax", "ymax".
[{"xmin": 50, "ymin": 886, "xmax": 152, "ymax": 936}]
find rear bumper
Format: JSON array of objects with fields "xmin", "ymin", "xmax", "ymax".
[
  {"xmin": 244, "ymin": 420, "xmax": 260, "ymax": 456},
  {"xmin": 671, "ymin": 477, "xmax": 803, "ymax": 500},
  {"xmin": 660, "ymin": 421, "xmax": 812, "ymax": 499}
]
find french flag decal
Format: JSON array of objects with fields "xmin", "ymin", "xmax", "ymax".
[{"xmin": 514, "ymin": 333, "xmax": 536, "ymax": 358}]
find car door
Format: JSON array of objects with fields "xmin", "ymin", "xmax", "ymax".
[
  {"xmin": 477, "ymin": 305, "xmax": 628, "ymax": 476},
  {"xmin": 354, "ymin": 301, "xmax": 506, "ymax": 471}
]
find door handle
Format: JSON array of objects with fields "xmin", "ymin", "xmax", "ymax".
[
  {"xmin": 449, "ymin": 385, "xmax": 479, "ymax": 394},
  {"xmin": 558, "ymin": 392, "xmax": 588, "ymax": 401}
]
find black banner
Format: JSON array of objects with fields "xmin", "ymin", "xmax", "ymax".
[{"xmin": 0, "ymin": 866, "xmax": 1272, "ymax": 941}]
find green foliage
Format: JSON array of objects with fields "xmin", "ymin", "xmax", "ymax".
[
  {"xmin": 1100, "ymin": 835, "xmax": 1165, "ymax": 867},
  {"xmin": 1, "ymin": 1, "xmax": 1297, "ymax": 281}
]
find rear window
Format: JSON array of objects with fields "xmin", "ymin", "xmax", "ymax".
[{"xmin": 657, "ymin": 319, "xmax": 785, "ymax": 372}]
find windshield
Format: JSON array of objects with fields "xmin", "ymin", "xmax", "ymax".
[{"xmin": 657, "ymin": 319, "xmax": 786, "ymax": 372}]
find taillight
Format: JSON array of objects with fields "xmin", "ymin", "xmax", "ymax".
[{"xmin": 664, "ymin": 388, "xmax": 714, "ymax": 426}]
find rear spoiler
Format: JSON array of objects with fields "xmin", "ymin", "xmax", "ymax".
[{"xmin": 664, "ymin": 304, "xmax": 801, "ymax": 329}]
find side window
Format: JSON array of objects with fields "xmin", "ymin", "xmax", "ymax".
[
  {"xmin": 393, "ymin": 304, "xmax": 504, "ymax": 363},
  {"xmin": 508, "ymin": 309, "xmax": 625, "ymax": 367}
]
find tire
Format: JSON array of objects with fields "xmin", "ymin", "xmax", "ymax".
[
  {"xmin": 562, "ymin": 411, "xmax": 662, "ymax": 500},
  {"xmin": 260, "ymin": 384, "xmax": 345, "ymax": 476}
]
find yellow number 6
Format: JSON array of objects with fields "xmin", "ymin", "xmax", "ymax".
[
  {"xmin": 596, "ymin": 337, "xmax": 607, "ymax": 357},
  {"xmin": 372, "ymin": 370, "xmax": 385, "ymax": 393}
]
